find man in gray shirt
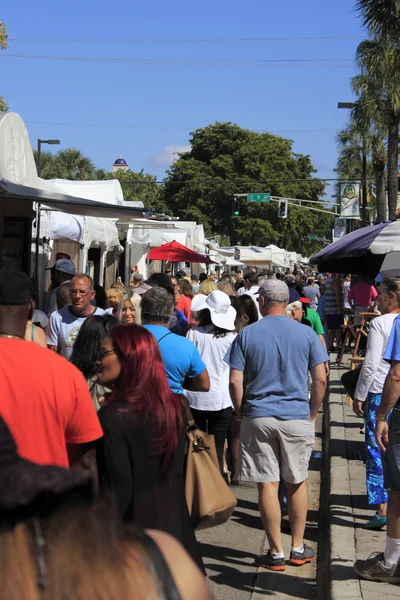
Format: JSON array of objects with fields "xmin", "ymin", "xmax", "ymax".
[{"xmin": 302, "ymin": 278, "xmax": 320, "ymax": 310}]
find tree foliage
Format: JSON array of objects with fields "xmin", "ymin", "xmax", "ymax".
[
  {"xmin": 355, "ymin": 1, "xmax": 400, "ymax": 219},
  {"xmin": 0, "ymin": 20, "xmax": 8, "ymax": 112},
  {"xmin": 105, "ymin": 169, "xmax": 167, "ymax": 213},
  {"xmin": 163, "ymin": 122, "xmax": 333, "ymax": 253}
]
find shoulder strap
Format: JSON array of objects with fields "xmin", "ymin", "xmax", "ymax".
[
  {"xmin": 31, "ymin": 324, "xmax": 35, "ymax": 341},
  {"xmin": 135, "ymin": 530, "xmax": 182, "ymax": 600}
]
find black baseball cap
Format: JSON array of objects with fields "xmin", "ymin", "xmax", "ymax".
[{"xmin": 0, "ymin": 269, "xmax": 36, "ymax": 305}]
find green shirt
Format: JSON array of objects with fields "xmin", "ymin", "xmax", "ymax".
[{"xmin": 303, "ymin": 307, "xmax": 324, "ymax": 336}]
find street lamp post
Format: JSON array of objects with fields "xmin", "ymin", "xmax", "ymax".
[
  {"xmin": 337, "ymin": 102, "xmax": 368, "ymax": 226},
  {"xmin": 35, "ymin": 138, "xmax": 60, "ymax": 287}
]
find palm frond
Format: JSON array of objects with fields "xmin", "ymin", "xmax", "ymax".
[{"xmin": 356, "ymin": 0, "xmax": 400, "ymax": 38}]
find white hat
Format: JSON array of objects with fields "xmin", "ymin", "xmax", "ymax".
[{"xmin": 191, "ymin": 290, "xmax": 236, "ymax": 331}]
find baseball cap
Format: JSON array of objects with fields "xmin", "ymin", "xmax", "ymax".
[
  {"xmin": 0, "ymin": 269, "xmax": 36, "ymax": 305},
  {"xmin": 258, "ymin": 279, "xmax": 289, "ymax": 303},
  {"xmin": 133, "ymin": 273, "xmax": 144, "ymax": 282},
  {"xmin": 191, "ymin": 274, "xmax": 199, "ymax": 282},
  {"xmin": 191, "ymin": 290, "xmax": 237, "ymax": 331},
  {"xmin": 46, "ymin": 258, "xmax": 76, "ymax": 276},
  {"xmin": 300, "ymin": 297, "xmax": 311, "ymax": 305},
  {"xmin": 132, "ymin": 282, "xmax": 152, "ymax": 295}
]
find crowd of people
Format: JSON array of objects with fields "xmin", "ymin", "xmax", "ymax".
[{"xmin": 1, "ymin": 260, "xmax": 399, "ymax": 592}]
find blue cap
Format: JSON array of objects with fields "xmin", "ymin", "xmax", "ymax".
[{"xmin": 46, "ymin": 258, "xmax": 76, "ymax": 275}]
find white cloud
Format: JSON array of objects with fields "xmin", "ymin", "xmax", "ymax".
[{"xmin": 150, "ymin": 144, "xmax": 191, "ymax": 167}]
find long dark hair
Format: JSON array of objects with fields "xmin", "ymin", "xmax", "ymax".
[
  {"xmin": 105, "ymin": 325, "xmax": 183, "ymax": 473},
  {"xmin": 197, "ymin": 309, "xmax": 229, "ymax": 338},
  {"xmin": 229, "ymin": 296, "xmax": 248, "ymax": 332},
  {"xmin": 70, "ymin": 314, "xmax": 119, "ymax": 378},
  {"xmin": 238, "ymin": 295, "xmax": 259, "ymax": 326}
]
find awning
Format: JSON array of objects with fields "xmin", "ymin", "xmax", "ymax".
[
  {"xmin": 0, "ymin": 179, "xmax": 144, "ymax": 219},
  {"xmin": 149, "ymin": 240, "xmax": 216, "ymax": 264}
]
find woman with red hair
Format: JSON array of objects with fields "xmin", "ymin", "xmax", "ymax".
[{"xmin": 95, "ymin": 324, "xmax": 204, "ymax": 572}]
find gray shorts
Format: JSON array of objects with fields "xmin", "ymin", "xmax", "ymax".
[
  {"xmin": 239, "ymin": 416, "xmax": 315, "ymax": 485},
  {"xmin": 383, "ymin": 405, "xmax": 400, "ymax": 492}
]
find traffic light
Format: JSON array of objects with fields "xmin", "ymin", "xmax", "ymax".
[
  {"xmin": 232, "ymin": 198, "xmax": 240, "ymax": 216},
  {"xmin": 278, "ymin": 200, "xmax": 288, "ymax": 219}
]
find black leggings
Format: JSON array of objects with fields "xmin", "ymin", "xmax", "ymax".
[{"xmin": 190, "ymin": 407, "xmax": 233, "ymax": 474}]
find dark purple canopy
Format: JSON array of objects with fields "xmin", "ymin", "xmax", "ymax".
[{"xmin": 310, "ymin": 222, "xmax": 388, "ymax": 275}]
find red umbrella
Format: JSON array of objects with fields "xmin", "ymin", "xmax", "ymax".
[{"xmin": 148, "ymin": 240, "xmax": 216, "ymax": 264}]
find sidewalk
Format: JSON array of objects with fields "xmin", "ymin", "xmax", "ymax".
[
  {"xmin": 328, "ymin": 362, "xmax": 398, "ymax": 599},
  {"xmin": 197, "ymin": 411, "xmax": 323, "ymax": 599}
]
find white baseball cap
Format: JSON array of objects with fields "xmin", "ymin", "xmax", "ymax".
[{"xmin": 191, "ymin": 290, "xmax": 236, "ymax": 331}]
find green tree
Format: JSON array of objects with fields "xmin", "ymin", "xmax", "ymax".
[
  {"xmin": 54, "ymin": 148, "xmax": 95, "ymax": 180},
  {"xmin": 0, "ymin": 20, "xmax": 8, "ymax": 112},
  {"xmin": 163, "ymin": 122, "xmax": 333, "ymax": 252},
  {"xmin": 33, "ymin": 148, "xmax": 95, "ymax": 180},
  {"xmin": 356, "ymin": 1, "xmax": 400, "ymax": 219},
  {"xmin": 335, "ymin": 113, "xmax": 388, "ymax": 223},
  {"xmin": 106, "ymin": 169, "xmax": 167, "ymax": 213}
]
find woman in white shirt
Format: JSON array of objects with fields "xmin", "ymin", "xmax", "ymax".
[
  {"xmin": 353, "ymin": 278, "xmax": 400, "ymax": 529},
  {"xmin": 185, "ymin": 291, "xmax": 237, "ymax": 474}
]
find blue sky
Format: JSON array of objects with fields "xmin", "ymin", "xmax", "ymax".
[{"xmin": 2, "ymin": 0, "xmax": 364, "ymax": 192}]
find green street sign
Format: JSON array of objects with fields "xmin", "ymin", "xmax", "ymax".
[
  {"xmin": 307, "ymin": 235, "xmax": 319, "ymax": 240},
  {"xmin": 247, "ymin": 193, "xmax": 271, "ymax": 203}
]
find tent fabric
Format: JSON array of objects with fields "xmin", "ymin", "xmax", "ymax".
[
  {"xmin": 48, "ymin": 212, "xmax": 121, "ymax": 252},
  {"xmin": 40, "ymin": 179, "xmax": 130, "ymax": 207},
  {"xmin": 0, "ymin": 112, "xmax": 39, "ymax": 188},
  {"xmin": 128, "ymin": 227, "xmax": 188, "ymax": 247},
  {"xmin": 0, "ymin": 179, "xmax": 144, "ymax": 219},
  {"xmin": 85, "ymin": 217, "xmax": 122, "ymax": 252},
  {"xmin": 149, "ymin": 240, "xmax": 216, "ymax": 264},
  {"xmin": 309, "ymin": 221, "xmax": 390, "ymax": 275},
  {"xmin": 49, "ymin": 212, "xmax": 85, "ymax": 245}
]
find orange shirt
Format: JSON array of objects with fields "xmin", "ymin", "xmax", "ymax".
[
  {"xmin": 0, "ymin": 338, "xmax": 103, "ymax": 467},
  {"xmin": 176, "ymin": 295, "xmax": 193, "ymax": 323}
]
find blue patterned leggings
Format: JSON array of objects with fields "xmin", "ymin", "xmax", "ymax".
[{"xmin": 365, "ymin": 393, "xmax": 390, "ymax": 505}]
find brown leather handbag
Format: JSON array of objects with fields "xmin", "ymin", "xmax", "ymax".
[{"xmin": 185, "ymin": 429, "xmax": 237, "ymax": 531}]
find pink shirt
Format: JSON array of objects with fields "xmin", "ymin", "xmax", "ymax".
[{"xmin": 348, "ymin": 282, "xmax": 377, "ymax": 307}]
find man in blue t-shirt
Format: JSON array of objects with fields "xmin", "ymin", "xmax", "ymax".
[
  {"xmin": 141, "ymin": 286, "xmax": 209, "ymax": 396},
  {"xmin": 226, "ymin": 279, "xmax": 328, "ymax": 572},
  {"xmin": 354, "ymin": 314, "xmax": 400, "ymax": 584}
]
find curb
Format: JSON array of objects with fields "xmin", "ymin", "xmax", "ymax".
[{"xmin": 328, "ymin": 368, "xmax": 362, "ymax": 600}]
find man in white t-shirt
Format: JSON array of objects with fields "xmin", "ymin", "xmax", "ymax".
[{"xmin": 47, "ymin": 274, "xmax": 104, "ymax": 359}]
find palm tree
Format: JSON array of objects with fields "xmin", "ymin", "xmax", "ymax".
[
  {"xmin": 351, "ymin": 74, "xmax": 388, "ymax": 222},
  {"xmin": 54, "ymin": 148, "xmax": 95, "ymax": 180},
  {"xmin": 356, "ymin": 1, "xmax": 400, "ymax": 219},
  {"xmin": 335, "ymin": 119, "xmax": 375, "ymax": 222}
]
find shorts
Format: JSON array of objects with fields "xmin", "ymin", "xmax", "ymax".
[
  {"xmin": 383, "ymin": 404, "xmax": 400, "ymax": 492},
  {"xmin": 326, "ymin": 314, "xmax": 344, "ymax": 330},
  {"xmin": 239, "ymin": 416, "xmax": 315, "ymax": 485}
]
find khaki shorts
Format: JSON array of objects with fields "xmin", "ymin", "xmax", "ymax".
[{"xmin": 239, "ymin": 416, "xmax": 315, "ymax": 484}]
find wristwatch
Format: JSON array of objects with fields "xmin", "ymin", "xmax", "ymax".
[{"xmin": 376, "ymin": 414, "xmax": 387, "ymax": 422}]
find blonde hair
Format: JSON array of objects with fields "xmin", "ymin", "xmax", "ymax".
[
  {"xmin": 217, "ymin": 281, "xmax": 235, "ymax": 296},
  {"xmin": 119, "ymin": 293, "xmax": 142, "ymax": 325},
  {"xmin": 106, "ymin": 288, "xmax": 125, "ymax": 305},
  {"xmin": 0, "ymin": 501, "xmax": 156, "ymax": 599},
  {"xmin": 198, "ymin": 280, "xmax": 217, "ymax": 296}
]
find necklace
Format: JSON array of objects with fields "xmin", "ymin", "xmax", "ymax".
[{"xmin": 0, "ymin": 333, "xmax": 24, "ymax": 340}]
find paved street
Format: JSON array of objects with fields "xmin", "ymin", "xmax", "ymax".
[
  {"xmin": 197, "ymin": 412, "xmax": 323, "ymax": 599},
  {"xmin": 197, "ymin": 364, "xmax": 400, "ymax": 599},
  {"xmin": 328, "ymin": 363, "xmax": 398, "ymax": 600}
]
